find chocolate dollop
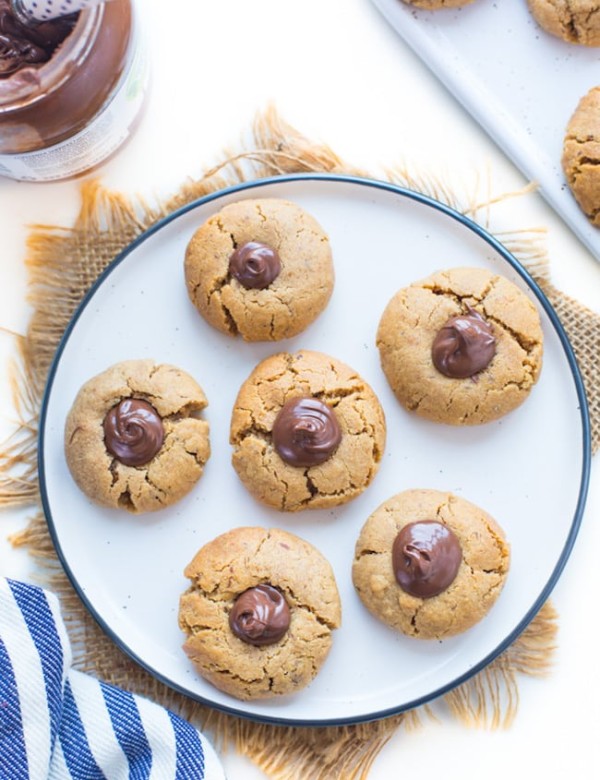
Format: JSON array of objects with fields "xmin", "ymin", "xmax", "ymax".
[
  {"xmin": 0, "ymin": 0, "xmax": 78, "ymax": 77},
  {"xmin": 229, "ymin": 241, "xmax": 281, "ymax": 290},
  {"xmin": 392, "ymin": 521, "xmax": 462, "ymax": 599},
  {"xmin": 431, "ymin": 307, "xmax": 496, "ymax": 379},
  {"xmin": 272, "ymin": 397, "xmax": 342, "ymax": 467},
  {"xmin": 103, "ymin": 398, "xmax": 164, "ymax": 467},
  {"xmin": 229, "ymin": 584, "xmax": 290, "ymax": 646}
]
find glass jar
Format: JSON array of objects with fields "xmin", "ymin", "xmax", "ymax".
[{"xmin": 0, "ymin": 0, "xmax": 147, "ymax": 181}]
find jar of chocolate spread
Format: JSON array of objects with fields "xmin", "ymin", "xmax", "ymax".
[{"xmin": 0, "ymin": 0, "xmax": 147, "ymax": 181}]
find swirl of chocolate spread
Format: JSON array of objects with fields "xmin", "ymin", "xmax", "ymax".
[
  {"xmin": 272, "ymin": 397, "xmax": 342, "ymax": 467},
  {"xmin": 229, "ymin": 584, "xmax": 290, "ymax": 646},
  {"xmin": 392, "ymin": 521, "xmax": 462, "ymax": 599},
  {"xmin": 228, "ymin": 241, "xmax": 282, "ymax": 290},
  {"xmin": 103, "ymin": 398, "xmax": 164, "ymax": 467},
  {"xmin": 431, "ymin": 307, "xmax": 496, "ymax": 379},
  {"xmin": 0, "ymin": 0, "xmax": 78, "ymax": 77}
]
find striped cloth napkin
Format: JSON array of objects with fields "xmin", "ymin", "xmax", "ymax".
[{"xmin": 0, "ymin": 578, "xmax": 225, "ymax": 780}]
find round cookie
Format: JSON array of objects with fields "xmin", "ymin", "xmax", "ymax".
[
  {"xmin": 230, "ymin": 350, "xmax": 386, "ymax": 511},
  {"xmin": 376, "ymin": 267, "xmax": 543, "ymax": 425},
  {"xmin": 184, "ymin": 198, "xmax": 334, "ymax": 342},
  {"xmin": 65, "ymin": 360, "xmax": 210, "ymax": 513},
  {"xmin": 352, "ymin": 489, "xmax": 510, "ymax": 640},
  {"xmin": 562, "ymin": 86, "xmax": 600, "ymax": 226},
  {"xmin": 527, "ymin": 0, "xmax": 600, "ymax": 46},
  {"xmin": 179, "ymin": 526, "xmax": 342, "ymax": 700},
  {"xmin": 401, "ymin": 0, "xmax": 475, "ymax": 8}
]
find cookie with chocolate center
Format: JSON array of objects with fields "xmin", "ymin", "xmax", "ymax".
[
  {"xmin": 64, "ymin": 359, "xmax": 210, "ymax": 513},
  {"xmin": 352, "ymin": 489, "xmax": 510, "ymax": 639},
  {"xmin": 184, "ymin": 198, "xmax": 334, "ymax": 341},
  {"xmin": 179, "ymin": 526, "xmax": 342, "ymax": 700},
  {"xmin": 376, "ymin": 267, "xmax": 543, "ymax": 425},
  {"xmin": 229, "ymin": 350, "xmax": 386, "ymax": 511}
]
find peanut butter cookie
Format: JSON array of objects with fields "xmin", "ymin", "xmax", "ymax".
[
  {"xmin": 527, "ymin": 0, "xmax": 600, "ymax": 46},
  {"xmin": 230, "ymin": 350, "xmax": 386, "ymax": 511},
  {"xmin": 179, "ymin": 526, "xmax": 342, "ymax": 700},
  {"xmin": 562, "ymin": 86, "xmax": 600, "ymax": 226},
  {"xmin": 65, "ymin": 360, "xmax": 210, "ymax": 513},
  {"xmin": 376, "ymin": 267, "xmax": 543, "ymax": 425},
  {"xmin": 352, "ymin": 489, "xmax": 510, "ymax": 640},
  {"xmin": 184, "ymin": 198, "xmax": 334, "ymax": 342}
]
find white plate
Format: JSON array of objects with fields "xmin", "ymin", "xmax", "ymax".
[
  {"xmin": 370, "ymin": 0, "xmax": 600, "ymax": 262},
  {"xmin": 39, "ymin": 175, "xmax": 590, "ymax": 725}
]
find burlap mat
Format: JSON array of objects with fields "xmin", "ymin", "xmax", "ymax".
[{"xmin": 1, "ymin": 108, "xmax": 599, "ymax": 779}]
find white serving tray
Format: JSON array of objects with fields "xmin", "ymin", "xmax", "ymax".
[{"xmin": 371, "ymin": 0, "xmax": 600, "ymax": 261}]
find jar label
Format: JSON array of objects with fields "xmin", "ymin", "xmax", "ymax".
[{"xmin": 0, "ymin": 31, "xmax": 148, "ymax": 182}]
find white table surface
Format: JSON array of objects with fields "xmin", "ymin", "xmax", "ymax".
[{"xmin": 1, "ymin": 1, "xmax": 599, "ymax": 777}]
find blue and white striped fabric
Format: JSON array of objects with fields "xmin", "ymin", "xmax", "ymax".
[{"xmin": 0, "ymin": 579, "xmax": 225, "ymax": 780}]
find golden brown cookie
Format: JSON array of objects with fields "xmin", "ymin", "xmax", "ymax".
[
  {"xmin": 376, "ymin": 267, "xmax": 543, "ymax": 425},
  {"xmin": 65, "ymin": 360, "xmax": 210, "ymax": 513},
  {"xmin": 401, "ymin": 0, "xmax": 476, "ymax": 8},
  {"xmin": 230, "ymin": 350, "xmax": 386, "ymax": 511},
  {"xmin": 179, "ymin": 526, "xmax": 342, "ymax": 700},
  {"xmin": 352, "ymin": 489, "xmax": 510, "ymax": 640},
  {"xmin": 527, "ymin": 0, "xmax": 600, "ymax": 46},
  {"xmin": 184, "ymin": 198, "xmax": 334, "ymax": 342},
  {"xmin": 562, "ymin": 86, "xmax": 600, "ymax": 226}
]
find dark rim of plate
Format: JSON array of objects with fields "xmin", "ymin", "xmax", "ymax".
[{"xmin": 38, "ymin": 173, "xmax": 591, "ymax": 727}]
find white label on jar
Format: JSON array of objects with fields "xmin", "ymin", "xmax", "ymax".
[{"xmin": 0, "ymin": 32, "xmax": 148, "ymax": 182}]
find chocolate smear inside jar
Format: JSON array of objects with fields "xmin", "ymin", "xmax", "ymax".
[{"xmin": 0, "ymin": 0, "xmax": 78, "ymax": 77}]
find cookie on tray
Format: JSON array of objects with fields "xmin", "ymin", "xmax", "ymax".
[
  {"xmin": 230, "ymin": 350, "xmax": 386, "ymax": 511},
  {"xmin": 376, "ymin": 267, "xmax": 543, "ymax": 425},
  {"xmin": 184, "ymin": 198, "xmax": 334, "ymax": 341},
  {"xmin": 65, "ymin": 360, "xmax": 210, "ymax": 513},
  {"xmin": 527, "ymin": 0, "xmax": 600, "ymax": 46},
  {"xmin": 352, "ymin": 489, "xmax": 510, "ymax": 640},
  {"xmin": 179, "ymin": 526, "xmax": 342, "ymax": 700},
  {"xmin": 562, "ymin": 86, "xmax": 600, "ymax": 226}
]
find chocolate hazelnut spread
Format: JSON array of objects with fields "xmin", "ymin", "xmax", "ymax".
[
  {"xmin": 229, "ymin": 241, "xmax": 282, "ymax": 290},
  {"xmin": 229, "ymin": 584, "xmax": 290, "ymax": 647},
  {"xmin": 272, "ymin": 397, "xmax": 342, "ymax": 467},
  {"xmin": 432, "ymin": 307, "xmax": 496, "ymax": 379},
  {"xmin": 104, "ymin": 398, "xmax": 164, "ymax": 467},
  {"xmin": 0, "ymin": 0, "xmax": 77, "ymax": 76},
  {"xmin": 0, "ymin": 0, "xmax": 146, "ymax": 180},
  {"xmin": 392, "ymin": 521, "xmax": 462, "ymax": 598}
]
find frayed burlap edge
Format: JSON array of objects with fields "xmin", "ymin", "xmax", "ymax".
[{"xmin": 1, "ymin": 106, "xmax": 597, "ymax": 780}]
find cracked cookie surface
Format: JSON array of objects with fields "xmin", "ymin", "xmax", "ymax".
[
  {"xmin": 352, "ymin": 489, "xmax": 510, "ymax": 640},
  {"xmin": 527, "ymin": 0, "xmax": 600, "ymax": 46},
  {"xmin": 376, "ymin": 267, "xmax": 543, "ymax": 425},
  {"xmin": 184, "ymin": 198, "xmax": 334, "ymax": 341},
  {"xmin": 230, "ymin": 350, "xmax": 386, "ymax": 511},
  {"xmin": 562, "ymin": 86, "xmax": 600, "ymax": 226},
  {"xmin": 65, "ymin": 360, "xmax": 210, "ymax": 513},
  {"xmin": 179, "ymin": 526, "xmax": 342, "ymax": 700}
]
